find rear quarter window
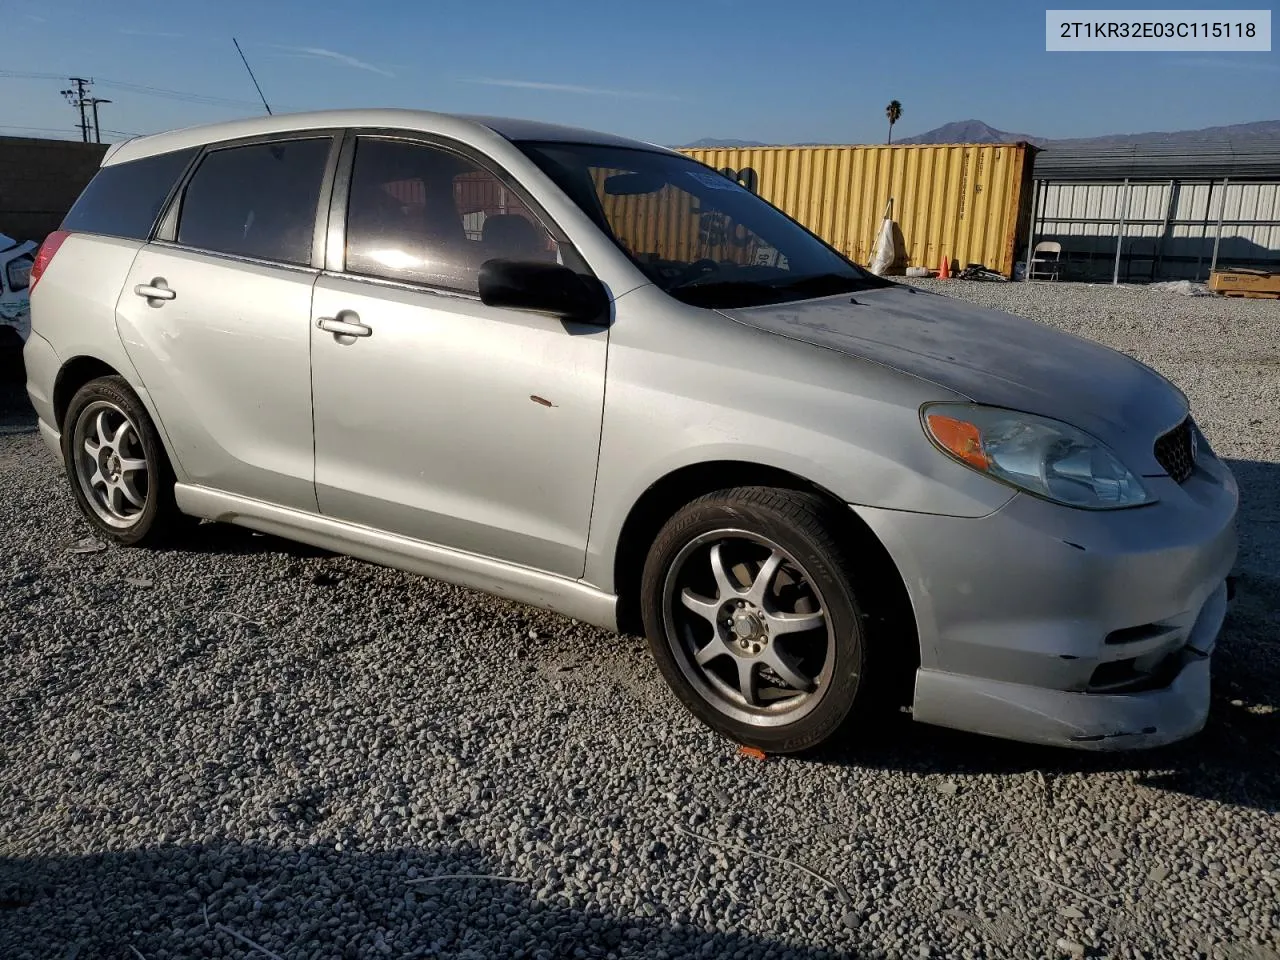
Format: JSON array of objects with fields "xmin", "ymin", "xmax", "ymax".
[{"xmin": 61, "ymin": 147, "xmax": 199, "ymax": 241}]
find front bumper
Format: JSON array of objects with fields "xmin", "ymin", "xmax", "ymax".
[
  {"xmin": 855, "ymin": 448, "xmax": 1239, "ymax": 751},
  {"xmin": 911, "ymin": 579, "xmax": 1226, "ymax": 749}
]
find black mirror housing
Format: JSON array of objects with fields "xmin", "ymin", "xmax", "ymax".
[{"xmin": 478, "ymin": 259, "xmax": 609, "ymax": 325}]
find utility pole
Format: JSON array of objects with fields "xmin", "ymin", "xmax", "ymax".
[
  {"xmin": 60, "ymin": 77, "xmax": 93, "ymax": 142},
  {"xmin": 88, "ymin": 98, "xmax": 111, "ymax": 144}
]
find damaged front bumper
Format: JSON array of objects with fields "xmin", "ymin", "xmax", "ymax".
[
  {"xmin": 854, "ymin": 447, "xmax": 1239, "ymax": 751},
  {"xmin": 910, "ymin": 578, "xmax": 1230, "ymax": 750}
]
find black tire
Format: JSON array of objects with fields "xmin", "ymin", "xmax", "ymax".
[
  {"xmin": 640, "ymin": 486, "xmax": 869, "ymax": 754},
  {"xmin": 60, "ymin": 375, "xmax": 191, "ymax": 547}
]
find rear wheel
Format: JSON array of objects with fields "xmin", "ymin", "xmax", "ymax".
[
  {"xmin": 640, "ymin": 487, "xmax": 869, "ymax": 754},
  {"xmin": 61, "ymin": 375, "xmax": 190, "ymax": 546}
]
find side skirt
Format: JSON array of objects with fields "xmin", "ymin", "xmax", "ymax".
[{"xmin": 174, "ymin": 484, "xmax": 620, "ymax": 632}]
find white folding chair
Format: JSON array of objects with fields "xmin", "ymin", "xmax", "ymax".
[{"xmin": 1028, "ymin": 240, "xmax": 1064, "ymax": 281}]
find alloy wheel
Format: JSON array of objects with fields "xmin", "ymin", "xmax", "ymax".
[
  {"xmin": 71, "ymin": 400, "xmax": 150, "ymax": 529},
  {"xmin": 661, "ymin": 529, "xmax": 836, "ymax": 727}
]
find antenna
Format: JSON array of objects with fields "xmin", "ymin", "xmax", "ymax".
[{"xmin": 232, "ymin": 38, "xmax": 272, "ymax": 115}]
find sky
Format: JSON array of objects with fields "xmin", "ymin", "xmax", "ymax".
[{"xmin": 2, "ymin": 0, "xmax": 1277, "ymax": 146}]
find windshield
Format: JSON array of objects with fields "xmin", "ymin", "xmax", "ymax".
[{"xmin": 516, "ymin": 142, "xmax": 894, "ymax": 308}]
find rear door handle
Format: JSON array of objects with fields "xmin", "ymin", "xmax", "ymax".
[
  {"xmin": 317, "ymin": 314, "xmax": 372, "ymax": 338},
  {"xmin": 134, "ymin": 278, "xmax": 176, "ymax": 303}
]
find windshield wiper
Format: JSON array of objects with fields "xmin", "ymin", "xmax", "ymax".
[
  {"xmin": 770, "ymin": 272, "xmax": 889, "ymax": 296},
  {"xmin": 665, "ymin": 269, "xmax": 894, "ymax": 308},
  {"xmin": 664, "ymin": 279, "xmax": 791, "ymax": 308}
]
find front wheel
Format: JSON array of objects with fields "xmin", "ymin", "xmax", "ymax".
[{"xmin": 640, "ymin": 487, "xmax": 869, "ymax": 754}]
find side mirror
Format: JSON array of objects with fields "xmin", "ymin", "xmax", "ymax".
[{"xmin": 478, "ymin": 259, "xmax": 609, "ymax": 325}]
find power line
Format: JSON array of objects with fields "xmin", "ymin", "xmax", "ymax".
[
  {"xmin": 96, "ymin": 78, "xmax": 262, "ymax": 108},
  {"xmin": 0, "ymin": 69, "xmax": 265, "ymax": 109},
  {"xmin": 1, "ymin": 68, "xmax": 294, "ymax": 142},
  {"xmin": 0, "ymin": 125, "xmax": 142, "ymax": 143},
  {"xmin": 0, "ymin": 124, "xmax": 85, "ymax": 136},
  {"xmin": 0, "ymin": 70, "xmax": 63, "ymax": 81}
]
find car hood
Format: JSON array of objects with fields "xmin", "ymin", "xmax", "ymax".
[{"xmin": 717, "ymin": 284, "xmax": 1187, "ymax": 475}]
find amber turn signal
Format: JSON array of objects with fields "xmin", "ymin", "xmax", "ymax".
[{"xmin": 925, "ymin": 413, "xmax": 991, "ymax": 470}]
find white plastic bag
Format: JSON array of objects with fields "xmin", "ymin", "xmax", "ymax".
[
  {"xmin": 1150, "ymin": 280, "xmax": 1213, "ymax": 297},
  {"xmin": 869, "ymin": 217, "xmax": 897, "ymax": 276}
]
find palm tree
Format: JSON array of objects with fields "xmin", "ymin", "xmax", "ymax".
[{"xmin": 885, "ymin": 100, "xmax": 903, "ymax": 145}]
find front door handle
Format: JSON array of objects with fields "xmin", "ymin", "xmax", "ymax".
[
  {"xmin": 134, "ymin": 278, "xmax": 176, "ymax": 304},
  {"xmin": 316, "ymin": 314, "xmax": 372, "ymax": 338}
]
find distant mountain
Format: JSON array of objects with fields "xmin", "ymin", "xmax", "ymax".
[
  {"xmin": 897, "ymin": 120, "xmax": 1045, "ymax": 146},
  {"xmin": 678, "ymin": 137, "xmax": 769, "ymax": 148},
  {"xmin": 1051, "ymin": 118, "xmax": 1280, "ymax": 147},
  {"xmin": 677, "ymin": 118, "xmax": 1280, "ymax": 150},
  {"xmin": 895, "ymin": 118, "xmax": 1280, "ymax": 147}
]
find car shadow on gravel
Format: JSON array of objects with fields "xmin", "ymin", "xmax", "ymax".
[
  {"xmin": 817, "ymin": 457, "xmax": 1280, "ymax": 816},
  {"xmin": 0, "ymin": 345, "xmax": 25, "ymax": 386},
  {"xmin": 0, "ymin": 374, "xmax": 32, "ymax": 429},
  {"xmin": 816, "ymin": 701, "xmax": 1279, "ymax": 815},
  {"xmin": 159, "ymin": 521, "xmax": 334, "ymax": 560},
  {"xmin": 0, "ymin": 839, "xmax": 848, "ymax": 960}
]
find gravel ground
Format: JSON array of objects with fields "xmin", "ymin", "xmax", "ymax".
[{"xmin": 2, "ymin": 282, "xmax": 1278, "ymax": 960}]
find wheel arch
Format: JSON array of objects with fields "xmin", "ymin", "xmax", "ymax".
[
  {"xmin": 52, "ymin": 354, "xmax": 187, "ymax": 483},
  {"xmin": 53, "ymin": 355, "xmax": 121, "ymax": 430},
  {"xmin": 611, "ymin": 460, "xmax": 920, "ymax": 702}
]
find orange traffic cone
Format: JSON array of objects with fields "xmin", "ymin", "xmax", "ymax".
[{"xmin": 938, "ymin": 255, "xmax": 951, "ymax": 279}]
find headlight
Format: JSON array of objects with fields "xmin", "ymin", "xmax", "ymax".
[{"xmin": 922, "ymin": 403, "xmax": 1155, "ymax": 509}]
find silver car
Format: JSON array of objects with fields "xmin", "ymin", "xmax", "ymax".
[{"xmin": 24, "ymin": 109, "xmax": 1238, "ymax": 753}]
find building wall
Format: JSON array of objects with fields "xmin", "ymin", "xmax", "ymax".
[
  {"xmin": 1031, "ymin": 178, "xmax": 1280, "ymax": 282},
  {"xmin": 0, "ymin": 137, "xmax": 108, "ymax": 243},
  {"xmin": 679, "ymin": 143, "xmax": 1037, "ymax": 277}
]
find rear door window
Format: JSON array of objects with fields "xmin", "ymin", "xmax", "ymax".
[
  {"xmin": 61, "ymin": 148, "xmax": 198, "ymax": 241},
  {"xmin": 177, "ymin": 138, "xmax": 332, "ymax": 267},
  {"xmin": 343, "ymin": 137, "xmax": 559, "ymax": 293}
]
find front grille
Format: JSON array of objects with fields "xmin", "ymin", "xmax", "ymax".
[{"xmin": 1153, "ymin": 417, "xmax": 1196, "ymax": 483}]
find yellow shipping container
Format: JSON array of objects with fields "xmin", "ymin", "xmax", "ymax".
[
  {"xmin": 677, "ymin": 143, "xmax": 1038, "ymax": 277},
  {"xmin": 590, "ymin": 166, "xmax": 763, "ymax": 267}
]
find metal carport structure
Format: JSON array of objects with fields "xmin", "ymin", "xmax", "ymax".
[{"xmin": 1025, "ymin": 138, "xmax": 1280, "ymax": 283}]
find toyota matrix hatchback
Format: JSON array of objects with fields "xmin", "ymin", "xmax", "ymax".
[{"xmin": 25, "ymin": 109, "xmax": 1238, "ymax": 753}]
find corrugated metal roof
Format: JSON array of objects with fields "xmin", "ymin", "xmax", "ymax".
[{"xmin": 1034, "ymin": 138, "xmax": 1280, "ymax": 181}]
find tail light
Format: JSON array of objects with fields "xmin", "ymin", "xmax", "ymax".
[{"xmin": 29, "ymin": 230, "xmax": 70, "ymax": 294}]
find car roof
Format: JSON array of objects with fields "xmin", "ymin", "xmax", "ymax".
[{"xmin": 102, "ymin": 108, "xmax": 677, "ymax": 166}]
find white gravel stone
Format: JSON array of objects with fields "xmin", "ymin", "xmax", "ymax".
[{"xmin": 1, "ymin": 281, "xmax": 1278, "ymax": 959}]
